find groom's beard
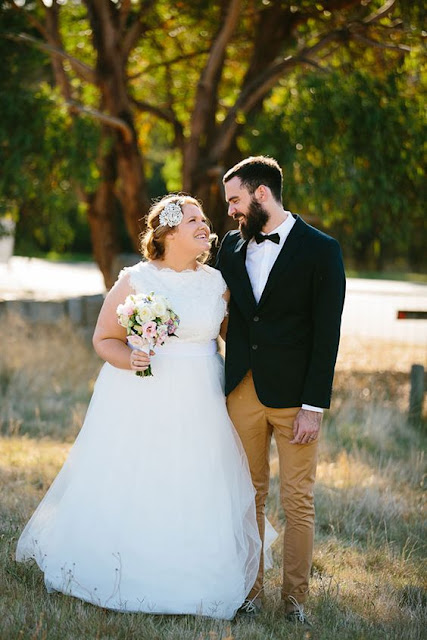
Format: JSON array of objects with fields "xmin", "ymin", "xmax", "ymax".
[{"xmin": 239, "ymin": 197, "xmax": 270, "ymax": 241}]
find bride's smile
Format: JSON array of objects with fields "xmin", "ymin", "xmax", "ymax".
[{"xmin": 168, "ymin": 204, "xmax": 211, "ymax": 258}]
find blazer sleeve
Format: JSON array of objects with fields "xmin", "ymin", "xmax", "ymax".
[
  {"xmin": 214, "ymin": 231, "xmax": 232, "ymax": 273},
  {"xmin": 302, "ymin": 238, "xmax": 346, "ymax": 408}
]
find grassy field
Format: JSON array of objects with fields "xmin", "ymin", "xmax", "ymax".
[{"xmin": 0, "ymin": 317, "xmax": 426, "ymax": 640}]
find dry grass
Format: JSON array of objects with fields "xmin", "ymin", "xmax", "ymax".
[{"xmin": 0, "ymin": 317, "xmax": 426, "ymax": 640}]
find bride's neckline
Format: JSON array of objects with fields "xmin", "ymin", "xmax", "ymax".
[{"xmin": 146, "ymin": 261, "xmax": 203, "ymax": 274}]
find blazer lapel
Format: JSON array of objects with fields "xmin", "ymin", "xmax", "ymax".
[
  {"xmin": 257, "ymin": 215, "xmax": 308, "ymax": 309},
  {"xmin": 231, "ymin": 238, "xmax": 257, "ymax": 311}
]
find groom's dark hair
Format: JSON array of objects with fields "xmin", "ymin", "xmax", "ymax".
[{"xmin": 223, "ymin": 156, "xmax": 283, "ymax": 203}]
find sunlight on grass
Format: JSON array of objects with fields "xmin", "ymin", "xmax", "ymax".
[
  {"xmin": 317, "ymin": 451, "xmax": 381, "ymax": 489},
  {"xmin": 0, "ymin": 437, "xmax": 68, "ymax": 490},
  {"xmin": 336, "ymin": 335, "xmax": 426, "ymax": 372},
  {"xmin": 0, "ymin": 314, "xmax": 100, "ymax": 439}
]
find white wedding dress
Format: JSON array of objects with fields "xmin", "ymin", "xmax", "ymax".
[{"xmin": 16, "ymin": 261, "xmax": 263, "ymax": 620}]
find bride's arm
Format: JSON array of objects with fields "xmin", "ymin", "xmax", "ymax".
[{"xmin": 92, "ymin": 274, "xmax": 150, "ymax": 372}]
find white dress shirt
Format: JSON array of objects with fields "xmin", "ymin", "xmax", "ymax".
[{"xmin": 245, "ymin": 212, "xmax": 323, "ymax": 414}]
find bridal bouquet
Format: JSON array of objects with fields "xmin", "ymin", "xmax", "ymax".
[{"xmin": 116, "ymin": 292, "xmax": 180, "ymax": 377}]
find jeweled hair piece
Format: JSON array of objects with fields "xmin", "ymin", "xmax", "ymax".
[{"xmin": 158, "ymin": 201, "xmax": 183, "ymax": 227}]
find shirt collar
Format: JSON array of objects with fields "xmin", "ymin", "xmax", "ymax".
[{"xmin": 249, "ymin": 211, "xmax": 295, "ymax": 245}]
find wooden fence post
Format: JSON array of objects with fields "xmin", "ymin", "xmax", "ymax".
[{"xmin": 409, "ymin": 364, "xmax": 425, "ymax": 426}]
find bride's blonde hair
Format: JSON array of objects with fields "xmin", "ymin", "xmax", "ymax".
[{"xmin": 140, "ymin": 194, "xmax": 216, "ymax": 262}]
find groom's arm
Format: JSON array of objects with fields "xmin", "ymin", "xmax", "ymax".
[
  {"xmin": 214, "ymin": 230, "xmax": 235, "ymax": 273},
  {"xmin": 214, "ymin": 235, "xmax": 226, "ymax": 272},
  {"xmin": 301, "ymin": 237, "xmax": 346, "ymax": 408}
]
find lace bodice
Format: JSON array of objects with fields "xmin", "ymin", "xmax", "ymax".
[{"xmin": 121, "ymin": 261, "xmax": 227, "ymax": 344}]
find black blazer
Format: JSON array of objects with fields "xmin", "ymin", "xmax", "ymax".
[{"xmin": 216, "ymin": 215, "xmax": 346, "ymax": 408}]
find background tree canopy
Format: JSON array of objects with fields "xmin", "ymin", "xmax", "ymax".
[{"xmin": 0, "ymin": 0, "xmax": 425, "ymax": 285}]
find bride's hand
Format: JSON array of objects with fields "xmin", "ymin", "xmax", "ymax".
[{"xmin": 129, "ymin": 349, "xmax": 154, "ymax": 372}]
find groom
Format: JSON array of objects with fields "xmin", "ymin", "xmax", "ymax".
[{"xmin": 216, "ymin": 156, "xmax": 345, "ymax": 624}]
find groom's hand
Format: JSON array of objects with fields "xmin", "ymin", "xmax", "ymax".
[{"xmin": 290, "ymin": 409, "xmax": 322, "ymax": 444}]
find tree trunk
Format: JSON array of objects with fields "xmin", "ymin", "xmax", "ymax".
[
  {"xmin": 87, "ymin": 137, "xmax": 121, "ymax": 289},
  {"xmin": 85, "ymin": 0, "xmax": 150, "ymax": 266},
  {"xmin": 187, "ymin": 140, "xmax": 243, "ymax": 243},
  {"xmin": 115, "ymin": 127, "xmax": 150, "ymax": 249},
  {"xmin": 41, "ymin": 0, "xmax": 149, "ymax": 285}
]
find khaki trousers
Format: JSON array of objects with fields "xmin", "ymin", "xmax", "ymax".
[{"xmin": 227, "ymin": 371, "xmax": 318, "ymax": 606}]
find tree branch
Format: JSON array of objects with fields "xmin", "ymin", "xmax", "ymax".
[
  {"xmin": 373, "ymin": 19, "xmax": 404, "ymax": 30},
  {"xmin": 128, "ymin": 48, "xmax": 211, "ymax": 79},
  {"xmin": 119, "ymin": 0, "xmax": 132, "ymax": 33},
  {"xmin": 131, "ymin": 98, "xmax": 176, "ymax": 123},
  {"xmin": 131, "ymin": 98, "xmax": 184, "ymax": 148},
  {"xmin": 351, "ymin": 32, "xmax": 410, "ymax": 52},
  {"xmin": 7, "ymin": 32, "xmax": 96, "ymax": 84},
  {"xmin": 210, "ymin": 29, "xmax": 351, "ymax": 160},
  {"xmin": 363, "ymin": 0, "xmax": 398, "ymax": 25},
  {"xmin": 122, "ymin": 19, "xmax": 146, "ymax": 61},
  {"xmin": 202, "ymin": 0, "xmax": 242, "ymax": 89},
  {"xmin": 44, "ymin": 1, "xmax": 73, "ymax": 102},
  {"xmin": 5, "ymin": 0, "xmax": 50, "ymax": 40},
  {"xmin": 121, "ymin": 0, "xmax": 157, "ymax": 61},
  {"xmin": 183, "ymin": 0, "xmax": 243, "ymax": 187},
  {"xmin": 299, "ymin": 57, "xmax": 331, "ymax": 73},
  {"xmin": 67, "ymin": 100, "xmax": 134, "ymax": 143}
]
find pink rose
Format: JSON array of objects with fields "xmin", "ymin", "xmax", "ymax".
[
  {"xmin": 142, "ymin": 321, "xmax": 157, "ymax": 339},
  {"xmin": 127, "ymin": 335, "xmax": 145, "ymax": 348}
]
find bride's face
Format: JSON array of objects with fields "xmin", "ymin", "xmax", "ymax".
[{"xmin": 170, "ymin": 204, "xmax": 211, "ymax": 256}]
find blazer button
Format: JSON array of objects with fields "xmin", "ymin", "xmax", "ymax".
[
  {"xmin": 252, "ymin": 344, "xmax": 258, "ymax": 350},
  {"xmin": 253, "ymin": 315, "xmax": 260, "ymax": 322}
]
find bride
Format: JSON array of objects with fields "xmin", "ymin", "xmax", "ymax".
[{"xmin": 16, "ymin": 194, "xmax": 263, "ymax": 620}]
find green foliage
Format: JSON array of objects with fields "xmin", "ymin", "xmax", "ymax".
[
  {"xmin": 245, "ymin": 62, "xmax": 425, "ymax": 268},
  {"xmin": 0, "ymin": 84, "xmax": 100, "ymax": 253},
  {"xmin": 0, "ymin": 8, "xmax": 99, "ymax": 254}
]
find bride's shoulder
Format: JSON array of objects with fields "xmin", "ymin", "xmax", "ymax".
[
  {"xmin": 199, "ymin": 263, "xmax": 219, "ymax": 278},
  {"xmin": 118, "ymin": 260, "xmax": 152, "ymax": 278},
  {"xmin": 199, "ymin": 263, "xmax": 227, "ymax": 292},
  {"xmin": 117, "ymin": 260, "xmax": 153, "ymax": 291}
]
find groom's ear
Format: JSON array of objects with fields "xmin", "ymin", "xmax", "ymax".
[{"xmin": 255, "ymin": 184, "xmax": 269, "ymax": 201}]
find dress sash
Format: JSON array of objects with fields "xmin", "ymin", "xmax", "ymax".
[{"xmin": 155, "ymin": 339, "xmax": 217, "ymax": 358}]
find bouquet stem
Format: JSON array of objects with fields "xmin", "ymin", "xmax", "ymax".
[
  {"xmin": 133, "ymin": 341, "xmax": 153, "ymax": 377},
  {"xmin": 136, "ymin": 364, "xmax": 152, "ymax": 377}
]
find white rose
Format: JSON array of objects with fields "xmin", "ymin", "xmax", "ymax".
[
  {"xmin": 151, "ymin": 298, "xmax": 167, "ymax": 318},
  {"xmin": 137, "ymin": 306, "xmax": 154, "ymax": 323},
  {"xmin": 119, "ymin": 314, "xmax": 130, "ymax": 327}
]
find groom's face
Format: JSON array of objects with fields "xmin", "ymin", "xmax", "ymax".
[{"xmin": 225, "ymin": 177, "xmax": 269, "ymax": 241}]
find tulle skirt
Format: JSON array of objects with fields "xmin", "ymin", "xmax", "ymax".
[{"xmin": 16, "ymin": 346, "xmax": 262, "ymax": 620}]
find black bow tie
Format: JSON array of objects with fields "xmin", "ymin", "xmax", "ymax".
[{"xmin": 255, "ymin": 232, "xmax": 280, "ymax": 245}]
